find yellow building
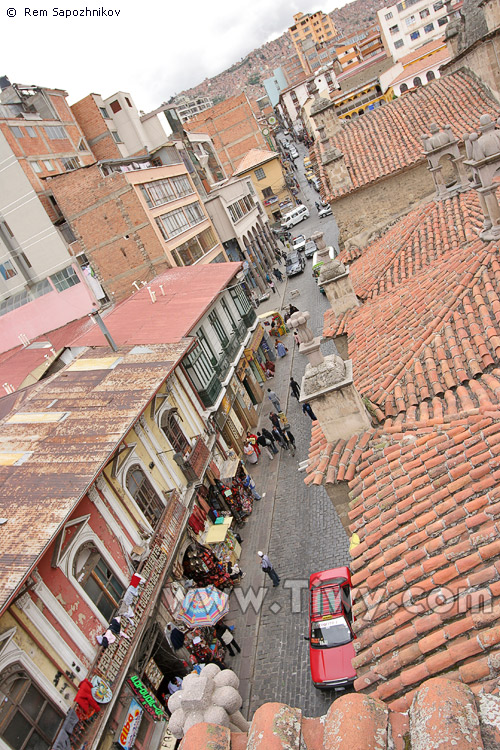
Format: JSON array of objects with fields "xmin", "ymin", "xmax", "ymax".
[
  {"xmin": 233, "ymin": 149, "xmax": 295, "ymax": 223},
  {"xmin": 289, "ymin": 10, "xmax": 338, "ymax": 71}
]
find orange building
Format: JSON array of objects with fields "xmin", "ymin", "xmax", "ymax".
[{"xmin": 289, "ymin": 10, "xmax": 338, "ymax": 71}]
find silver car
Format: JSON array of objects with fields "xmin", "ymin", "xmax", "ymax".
[{"xmin": 286, "ymin": 251, "xmax": 306, "ymax": 276}]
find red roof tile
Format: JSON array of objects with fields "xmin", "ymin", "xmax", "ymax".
[{"xmin": 316, "ymin": 70, "xmax": 500, "ymax": 200}]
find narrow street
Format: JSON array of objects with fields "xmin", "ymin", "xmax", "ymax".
[{"xmin": 227, "ymin": 137, "xmax": 350, "ymax": 718}]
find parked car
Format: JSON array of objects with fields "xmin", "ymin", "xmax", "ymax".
[
  {"xmin": 285, "ymin": 251, "xmax": 306, "ymax": 276},
  {"xmin": 305, "ymin": 170, "xmax": 315, "ymax": 183},
  {"xmin": 292, "ymin": 234, "xmax": 306, "ymax": 252},
  {"xmin": 318, "ymin": 204, "xmax": 332, "ymax": 218},
  {"xmin": 306, "ymin": 567, "xmax": 356, "ymax": 690},
  {"xmin": 304, "ymin": 239, "xmax": 317, "ymax": 258},
  {"xmin": 281, "ymin": 204, "xmax": 310, "ymax": 229},
  {"xmin": 312, "ymin": 177, "xmax": 321, "ymax": 193},
  {"xmin": 289, "ymin": 146, "xmax": 299, "ymax": 159}
]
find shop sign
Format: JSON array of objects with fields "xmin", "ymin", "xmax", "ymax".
[
  {"xmin": 119, "ymin": 699, "xmax": 143, "ymax": 749},
  {"xmin": 244, "ymin": 348, "xmax": 254, "ymax": 363},
  {"xmin": 127, "ymin": 675, "xmax": 165, "ymax": 720},
  {"xmin": 91, "ymin": 675, "xmax": 113, "ymax": 704},
  {"xmin": 264, "ymin": 196, "xmax": 279, "ymax": 206},
  {"xmin": 250, "ymin": 326, "xmax": 264, "ymax": 351},
  {"xmin": 221, "ymin": 395, "xmax": 231, "ymax": 414},
  {"xmin": 160, "ymin": 725, "xmax": 177, "ymax": 750}
]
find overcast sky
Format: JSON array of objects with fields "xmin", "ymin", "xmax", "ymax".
[{"xmin": 3, "ymin": 0, "xmax": 343, "ymax": 111}]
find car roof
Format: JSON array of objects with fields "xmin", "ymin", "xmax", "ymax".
[
  {"xmin": 286, "ymin": 252, "xmax": 300, "ymax": 260},
  {"xmin": 310, "ymin": 583, "xmax": 342, "ymax": 621},
  {"xmin": 309, "ymin": 566, "xmax": 350, "ymax": 587}
]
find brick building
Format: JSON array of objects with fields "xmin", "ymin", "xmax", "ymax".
[
  {"xmin": 183, "ymin": 94, "xmax": 268, "ymax": 179},
  {"xmin": 48, "ymin": 152, "xmax": 228, "ymax": 302}
]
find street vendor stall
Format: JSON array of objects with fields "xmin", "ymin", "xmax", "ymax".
[
  {"xmin": 204, "ymin": 516, "xmax": 241, "ymax": 565},
  {"xmin": 258, "ymin": 310, "xmax": 289, "ymax": 338}
]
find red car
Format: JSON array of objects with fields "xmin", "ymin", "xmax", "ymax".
[{"xmin": 306, "ymin": 566, "xmax": 356, "ymax": 690}]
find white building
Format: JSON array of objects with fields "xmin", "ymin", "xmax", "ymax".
[
  {"xmin": 378, "ymin": 0, "xmax": 451, "ymax": 60},
  {"xmin": 278, "ymin": 67, "xmax": 338, "ymax": 132}
]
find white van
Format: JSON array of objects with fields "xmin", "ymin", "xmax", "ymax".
[{"xmin": 281, "ymin": 204, "xmax": 310, "ymax": 229}]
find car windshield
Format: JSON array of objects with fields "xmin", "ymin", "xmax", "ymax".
[
  {"xmin": 286, "ymin": 254, "xmax": 299, "ymax": 266},
  {"xmin": 310, "ymin": 616, "xmax": 352, "ymax": 648}
]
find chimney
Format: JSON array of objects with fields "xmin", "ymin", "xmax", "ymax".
[
  {"xmin": 464, "ymin": 114, "xmax": 500, "ymax": 241},
  {"xmin": 289, "ymin": 310, "xmax": 371, "ymax": 444},
  {"xmin": 314, "ymin": 232, "xmax": 359, "ymax": 317},
  {"xmin": 421, "ymin": 122, "xmax": 469, "ymax": 200}
]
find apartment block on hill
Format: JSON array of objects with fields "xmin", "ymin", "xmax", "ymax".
[
  {"xmin": 378, "ymin": 0, "xmax": 454, "ymax": 59},
  {"xmin": 289, "ymin": 10, "xmax": 338, "ymax": 71}
]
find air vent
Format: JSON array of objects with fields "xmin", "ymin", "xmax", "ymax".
[
  {"xmin": 0, "ymin": 452, "xmax": 33, "ymax": 466},
  {"xmin": 26, "ymin": 342, "xmax": 52, "ymax": 350}
]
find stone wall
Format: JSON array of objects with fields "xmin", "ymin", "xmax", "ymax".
[
  {"xmin": 332, "ymin": 162, "xmax": 434, "ymax": 244},
  {"xmin": 444, "ymin": 35, "xmax": 500, "ymax": 103}
]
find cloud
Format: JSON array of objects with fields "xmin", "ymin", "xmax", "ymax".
[{"xmin": 3, "ymin": 0, "xmax": 339, "ymax": 110}]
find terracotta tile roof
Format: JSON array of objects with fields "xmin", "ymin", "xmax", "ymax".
[
  {"xmin": 318, "ymin": 70, "xmax": 500, "ymax": 200},
  {"xmin": 232, "ymin": 148, "xmax": 279, "ymax": 176},
  {"xmin": 324, "ymin": 191, "xmax": 500, "ymax": 422},
  {"xmin": 179, "ymin": 677, "xmax": 500, "ymax": 748},
  {"xmin": 398, "ymin": 36, "xmax": 447, "ymax": 67},
  {"xmin": 348, "ymin": 410, "xmax": 500, "ymax": 709}
]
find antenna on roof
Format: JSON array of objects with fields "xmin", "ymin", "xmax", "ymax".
[
  {"xmin": 90, "ymin": 311, "xmax": 118, "ymax": 352},
  {"xmin": 3, "ymin": 383, "xmax": 14, "ymax": 394},
  {"xmin": 148, "ymin": 288, "xmax": 156, "ymax": 303},
  {"xmin": 132, "ymin": 281, "xmax": 141, "ymax": 291},
  {"xmin": 159, "ymin": 284, "xmax": 165, "ymax": 296},
  {"xmin": 18, "ymin": 333, "xmax": 30, "ymax": 347}
]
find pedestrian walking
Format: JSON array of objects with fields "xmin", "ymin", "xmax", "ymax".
[
  {"xmin": 290, "ymin": 377, "xmax": 301, "ymax": 401},
  {"xmin": 275, "ymin": 252, "xmax": 283, "ymax": 266},
  {"xmin": 268, "ymin": 279, "xmax": 276, "ymax": 294},
  {"xmin": 261, "ymin": 427, "xmax": 278, "ymax": 453},
  {"xmin": 281, "ymin": 250, "xmax": 287, "ymax": 262},
  {"xmin": 275, "ymin": 340, "xmax": 287, "ymax": 358},
  {"xmin": 246, "ymin": 431, "xmax": 261, "ymax": 456},
  {"xmin": 258, "ymin": 551, "xmax": 280, "ymax": 587},
  {"xmin": 243, "ymin": 441, "xmax": 258, "ymax": 465},
  {"xmin": 267, "ymin": 388, "xmax": 282, "ymax": 412},
  {"xmin": 257, "ymin": 431, "xmax": 276, "ymax": 459},
  {"xmin": 215, "ymin": 622, "xmax": 241, "ymax": 657},
  {"xmin": 283, "ymin": 427, "xmax": 296, "ymax": 456},
  {"xmin": 302, "ymin": 402, "xmax": 317, "ymax": 421},
  {"xmin": 269, "ymin": 411, "xmax": 281, "ymax": 430},
  {"xmin": 273, "ymin": 268, "xmax": 283, "ymax": 283},
  {"xmin": 315, "ymin": 201, "xmax": 321, "ymax": 211},
  {"xmin": 271, "ymin": 425, "xmax": 288, "ymax": 450},
  {"xmin": 294, "ymin": 332, "xmax": 300, "ymax": 347},
  {"xmin": 242, "ymin": 472, "xmax": 264, "ymax": 500}
]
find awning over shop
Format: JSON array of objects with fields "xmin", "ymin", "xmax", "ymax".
[{"xmin": 219, "ymin": 456, "xmax": 240, "ymax": 483}]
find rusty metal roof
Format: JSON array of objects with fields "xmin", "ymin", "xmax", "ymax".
[{"xmin": 0, "ymin": 340, "xmax": 192, "ymax": 615}]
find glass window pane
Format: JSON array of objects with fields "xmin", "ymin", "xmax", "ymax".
[
  {"xmin": 21, "ymin": 686, "xmax": 45, "ymax": 721},
  {"xmin": 3, "ymin": 713, "xmax": 32, "ymax": 749},
  {"xmin": 37, "ymin": 704, "xmax": 61, "ymax": 737},
  {"xmin": 25, "ymin": 732, "xmax": 50, "ymax": 750}
]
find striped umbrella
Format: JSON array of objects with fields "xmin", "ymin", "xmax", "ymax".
[{"xmin": 177, "ymin": 585, "xmax": 229, "ymax": 628}]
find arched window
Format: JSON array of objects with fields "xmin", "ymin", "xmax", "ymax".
[
  {"xmin": 400, "ymin": 83, "xmax": 409, "ymax": 93},
  {"xmin": 426, "ymin": 70, "xmax": 435, "ymax": 82},
  {"xmin": 0, "ymin": 666, "xmax": 63, "ymax": 750},
  {"xmin": 126, "ymin": 465, "xmax": 165, "ymax": 528},
  {"xmin": 413, "ymin": 77, "xmax": 422, "ymax": 87},
  {"xmin": 74, "ymin": 544, "xmax": 125, "ymax": 620},
  {"xmin": 161, "ymin": 411, "xmax": 190, "ymax": 455}
]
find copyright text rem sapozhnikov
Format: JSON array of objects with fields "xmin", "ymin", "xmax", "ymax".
[{"xmin": 25, "ymin": 7, "xmax": 121, "ymax": 16}]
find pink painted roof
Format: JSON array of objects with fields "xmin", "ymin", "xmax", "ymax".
[{"xmin": 73, "ymin": 263, "xmax": 242, "ymax": 348}]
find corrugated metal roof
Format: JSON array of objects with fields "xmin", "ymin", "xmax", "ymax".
[
  {"xmin": 0, "ymin": 340, "xmax": 192, "ymax": 615},
  {"xmin": 73, "ymin": 263, "xmax": 242, "ymax": 348}
]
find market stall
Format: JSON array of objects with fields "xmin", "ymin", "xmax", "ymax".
[
  {"xmin": 204, "ymin": 516, "xmax": 241, "ymax": 565},
  {"xmin": 258, "ymin": 310, "xmax": 289, "ymax": 338}
]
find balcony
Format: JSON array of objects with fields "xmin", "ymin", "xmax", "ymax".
[
  {"xmin": 198, "ymin": 375, "xmax": 223, "ymax": 407},
  {"xmin": 182, "ymin": 435, "xmax": 210, "ymax": 482},
  {"xmin": 242, "ymin": 308, "xmax": 257, "ymax": 328}
]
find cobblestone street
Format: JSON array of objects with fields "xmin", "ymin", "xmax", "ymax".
[{"xmin": 227, "ymin": 142, "xmax": 350, "ymax": 718}]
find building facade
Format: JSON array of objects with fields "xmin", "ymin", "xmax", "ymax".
[
  {"xmin": 378, "ymin": 0, "xmax": 451, "ymax": 59},
  {"xmin": 182, "ymin": 94, "xmax": 268, "ymax": 179},
  {"xmin": 278, "ymin": 69, "xmax": 337, "ymax": 133},
  {"xmin": 48, "ymin": 153, "xmax": 228, "ymax": 302},
  {"xmin": 232, "ymin": 149, "xmax": 295, "ymax": 223},
  {"xmin": 289, "ymin": 10, "xmax": 338, "ymax": 71}
]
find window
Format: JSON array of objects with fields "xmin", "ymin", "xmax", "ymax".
[
  {"xmin": 405, "ymin": 15, "xmax": 416, "ymax": 25},
  {"xmin": 400, "ymin": 83, "xmax": 409, "ymax": 92},
  {"xmin": 25, "ymin": 126, "xmax": 36, "ymax": 137},
  {"xmin": 389, "ymin": 24, "xmax": 399, "ymax": 34},
  {"xmin": 99, "ymin": 106, "xmax": 111, "ymax": 119},
  {"xmin": 41, "ymin": 159, "xmax": 54, "ymax": 171},
  {"xmin": 410, "ymin": 30, "xmax": 421, "ymax": 39},
  {"xmin": 44, "ymin": 125, "xmax": 67, "ymax": 140},
  {"xmin": 31, "ymin": 161, "xmax": 42, "ymax": 174},
  {"xmin": 254, "ymin": 167, "xmax": 266, "ymax": 180},
  {"xmin": 75, "ymin": 545, "xmax": 125, "ymax": 620},
  {"xmin": 433, "ymin": 0, "xmax": 443, "ymax": 8},
  {"xmin": 61, "ymin": 156, "xmax": 81, "ymax": 171},
  {"xmin": 157, "ymin": 207, "xmax": 189, "ymax": 239},
  {"xmin": 438, "ymin": 15, "xmax": 448, "ymax": 25},
  {"xmin": 384, "ymin": 11, "xmax": 393, "ymax": 19},
  {"xmin": 10, "ymin": 126, "xmax": 23, "ymax": 138},
  {"xmin": 221, "ymin": 298, "xmax": 237, "ymax": 331},
  {"xmin": 209, "ymin": 310, "xmax": 229, "ymax": 346},
  {"xmin": 111, "ymin": 131, "xmax": 123, "ymax": 143},
  {"xmin": 394, "ymin": 39, "xmax": 404, "ymax": 48},
  {"xmin": 0, "ymin": 261, "xmax": 17, "ymax": 280},
  {"xmin": 173, "ymin": 227, "xmax": 217, "ymax": 266},
  {"xmin": 125, "ymin": 97, "xmax": 133, "ymax": 107},
  {"xmin": 420, "ymin": 7, "xmax": 430, "ymax": 17},
  {"xmin": 161, "ymin": 411, "xmax": 190, "ymax": 454},
  {"xmin": 184, "ymin": 202, "xmax": 204, "ymax": 225},
  {"xmin": 0, "ymin": 668, "xmax": 63, "ymax": 750},
  {"xmin": 109, "ymin": 100, "xmax": 122, "ymax": 114},
  {"xmin": 140, "ymin": 176, "xmax": 193, "ymax": 208},
  {"xmin": 170, "ymin": 175, "xmax": 192, "ymax": 197},
  {"xmin": 196, "ymin": 326, "xmax": 217, "ymax": 365},
  {"xmin": 78, "ymin": 138, "xmax": 88, "ymax": 151},
  {"xmin": 424, "ymin": 22, "xmax": 435, "ymax": 32},
  {"xmin": 230, "ymin": 285, "xmax": 251, "ymax": 316},
  {"xmin": 126, "ymin": 465, "xmax": 164, "ymax": 527},
  {"xmin": 413, "ymin": 76, "xmax": 422, "ymax": 86},
  {"xmin": 50, "ymin": 266, "xmax": 80, "ymax": 291},
  {"xmin": 426, "ymin": 70, "xmax": 436, "ymax": 81}
]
